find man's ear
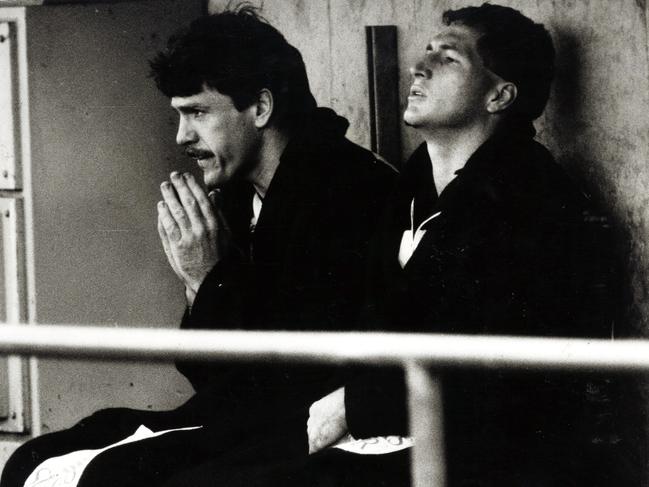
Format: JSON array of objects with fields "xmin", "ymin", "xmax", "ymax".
[
  {"xmin": 486, "ymin": 82, "xmax": 517, "ymax": 114},
  {"xmin": 253, "ymin": 89, "xmax": 274, "ymax": 129}
]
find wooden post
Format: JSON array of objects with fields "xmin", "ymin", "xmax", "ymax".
[{"xmin": 366, "ymin": 25, "xmax": 401, "ymax": 166}]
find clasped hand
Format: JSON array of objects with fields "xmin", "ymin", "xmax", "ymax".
[
  {"xmin": 157, "ymin": 172, "xmax": 231, "ymax": 305},
  {"xmin": 307, "ymin": 387, "xmax": 348, "ymax": 454}
]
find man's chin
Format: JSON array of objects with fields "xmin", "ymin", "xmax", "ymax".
[
  {"xmin": 403, "ymin": 115, "xmax": 420, "ymax": 128},
  {"xmin": 204, "ymin": 180, "xmax": 222, "ymax": 192},
  {"xmin": 403, "ymin": 109, "xmax": 420, "ymax": 128},
  {"xmin": 203, "ymin": 174, "xmax": 228, "ymax": 192}
]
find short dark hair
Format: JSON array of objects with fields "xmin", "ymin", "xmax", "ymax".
[
  {"xmin": 443, "ymin": 3, "xmax": 555, "ymax": 122},
  {"xmin": 150, "ymin": 5, "xmax": 316, "ymax": 129}
]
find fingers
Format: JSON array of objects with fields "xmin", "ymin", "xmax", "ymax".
[
  {"xmin": 307, "ymin": 421, "xmax": 318, "ymax": 454},
  {"xmin": 160, "ymin": 178, "xmax": 191, "ymax": 235},
  {"xmin": 157, "ymin": 214, "xmax": 181, "ymax": 276},
  {"xmin": 157, "ymin": 215, "xmax": 173, "ymax": 258},
  {"xmin": 157, "ymin": 214, "xmax": 168, "ymax": 245},
  {"xmin": 182, "ymin": 173, "xmax": 218, "ymax": 225},
  {"xmin": 307, "ymin": 401, "xmax": 326, "ymax": 454},
  {"xmin": 306, "ymin": 417, "xmax": 329, "ymax": 454},
  {"xmin": 157, "ymin": 199, "xmax": 183, "ymax": 242},
  {"xmin": 171, "ymin": 172, "xmax": 207, "ymax": 229},
  {"xmin": 162, "ymin": 172, "xmax": 218, "ymax": 237},
  {"xmin": 306, "ymin": 388, "xmax": 348, "ymax": 455}
]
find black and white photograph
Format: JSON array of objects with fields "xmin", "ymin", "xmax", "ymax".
[{"xmin": 0, "ymin": 0, "xmax": 646, "ymax": 485}]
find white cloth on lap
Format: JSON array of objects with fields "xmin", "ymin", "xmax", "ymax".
[{"xmin": 332, "ymin": 434, "xmax": 413, "ymax": 455}]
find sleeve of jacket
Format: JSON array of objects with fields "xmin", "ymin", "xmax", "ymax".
[
  {"xmin": 345, "ymin": 366, "xmax": 409, "ymax": 437},
  {"xmin": 342, "ymin": 195, "xmax": 413, "ymax": 439},
  {"xmin": 174, "ymin": 255, "xmax": 253, "ymax": 392}
]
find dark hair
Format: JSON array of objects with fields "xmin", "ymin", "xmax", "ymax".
[
  {"xmin": 150, "ymin": 5, "xmax": 316, "ymax": 129},
  {"xmin": 443, "ymin": 3, "xmax": 555, "ymax": 122}
]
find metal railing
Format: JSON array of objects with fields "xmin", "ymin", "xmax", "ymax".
[{"xmin": 1, "ymin": 324, "xmax": 647, "ymax": 487}]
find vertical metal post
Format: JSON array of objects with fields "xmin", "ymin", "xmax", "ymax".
[{"xmin": 406, "ymin": 361, "xmax": 446, "ymax": 487}]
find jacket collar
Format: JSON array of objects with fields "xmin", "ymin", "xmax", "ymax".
[
  {"xmin": 401, "ymin": 122, "xmax": 537, "ymax": 229},
  {"xmin": 278, "ymin": 107, "xmax": 350, "ymax": 165},
  {"xmin": 455, "ymin": 120, "xmax": 535, "ymax": 178}
]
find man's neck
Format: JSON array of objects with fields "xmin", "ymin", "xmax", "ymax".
[
  {"xmin": 423, "ymin": 122, "xmax": 498, "ymax": 195},
  {"xmin": 248, "ymin": 127, "xmax": 291, "ymax": 198}
]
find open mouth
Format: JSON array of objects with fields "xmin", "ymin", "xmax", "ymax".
[
  {"xmin": 409, "ymin": 86, "xmax": 425, "ymax": 97},
  {"xmin": 185, "ymin": 148, "xmax": 214, "ymax": 162}
]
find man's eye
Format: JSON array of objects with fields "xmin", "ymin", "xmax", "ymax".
[{"xmin": 191, "ymin": 110, "xmax": 205, "ymax": 118}]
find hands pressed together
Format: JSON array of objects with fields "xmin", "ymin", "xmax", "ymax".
[{"xmin": 157, "ymin": 172, "xmax": 232, "ymax": 306}]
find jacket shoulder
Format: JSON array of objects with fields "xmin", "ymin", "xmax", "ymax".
[{"xmin": 323, "ymin": 138, "xmax": 398, "ymax": 191}]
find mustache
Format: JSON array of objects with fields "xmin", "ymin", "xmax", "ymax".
[{"xmin": 184, "ymin": 147, "xmax": 214, "ymax": 159}]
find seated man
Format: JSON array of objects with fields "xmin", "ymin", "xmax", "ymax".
[
  {"xmin": 304, "ymin": 3, "xmax": 633, "ymax": 486},
  {"xmin": 1, "ymin": 7, "xmax": 396, "ymax": 487}
]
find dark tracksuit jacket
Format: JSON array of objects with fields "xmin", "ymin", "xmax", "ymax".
[
  {"xmin": 341, "ymin": 125, "xmax": 633, "ymax": 487},
  {"xmin": 0, "ymin": 107, "xmax": 397, "ymax": 487}
]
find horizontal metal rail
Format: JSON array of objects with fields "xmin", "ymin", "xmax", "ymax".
[
  {"xmin": 2, "ymin": 323, "xmax": 647, "ymax": 487},
  {"xmin": 0, "ymin": 323, "xmax": 646, "ymax": 371}
]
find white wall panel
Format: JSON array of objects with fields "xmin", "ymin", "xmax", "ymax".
[
  {"xmin": 0, "ymin": 198, "xmax": 26, "ymax": 432},
  {"xmin": 0, "ymin": 8, "xmax": 31, "ymax": 437},
  {"xmin": 0, "ymin": 22, "xmax": 18, "ymax": 190}
]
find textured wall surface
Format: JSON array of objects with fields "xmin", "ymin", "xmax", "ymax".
[
  {"xmin": 25, "ymin": 0, "xmax": 203, "ymax": 433},
  {"xmin": 209, "ymin": 0, "xmax": 649, "ymax": 335}
]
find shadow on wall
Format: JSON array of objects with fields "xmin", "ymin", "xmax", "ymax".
[
  {"xmin": 549, "ymin": 27, "xmax": 639, "ymax": 337},
  {"xmin": 550, "ymin": 25, "xmax": 649, "ymax": 486}
]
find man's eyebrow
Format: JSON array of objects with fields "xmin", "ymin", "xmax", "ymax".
[
  {"xmin": 427, "ymin": 40, "xmax": 463, "ymax": 54},
  {"xmin": 173, "ymin": 103, "xmax": 208, "ymax": 112}
]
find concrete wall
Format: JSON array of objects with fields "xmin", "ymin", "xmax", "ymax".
[
  {"xmin": 24, "ymin": 0, "xmax": 203, "ymax": 434},
  {"xmin": 208, "ymin": 0, "xmax": 649, "ymax": 335}
]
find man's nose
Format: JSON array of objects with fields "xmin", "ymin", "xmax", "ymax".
[
  {"xmin": 409, "ymin": 55, "xmax": 433, "ymax": 79},
  {"xmin": 176, "ymin": 116, "xmax": 197, "ymax": 146}
]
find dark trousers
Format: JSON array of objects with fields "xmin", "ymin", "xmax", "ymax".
[
  {"xmin": 1, "ymin": 401, "xmax": 412, "ymax": 487},
  {"xmin": 0, "ymin": 405, "xmax": 228, "ymax": 487},
  {"xmin": 161, "ymin": 443, "xmax": 411, "ymax": 487},
  {"xmin": 3, "ymin": 404, "xmax": 638, "ymax": 487},
  {"xmin": 0, "ymin": 398, "xmax": 314, "ymax": 487}
]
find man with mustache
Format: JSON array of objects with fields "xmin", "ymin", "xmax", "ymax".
[
  {"xmin": 1, "ymin": 7, "xmax": 395, "ymax": 487},
  {"xmin": 303, "ymin": 3, "xmax": 633, "ymax": 486}
]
